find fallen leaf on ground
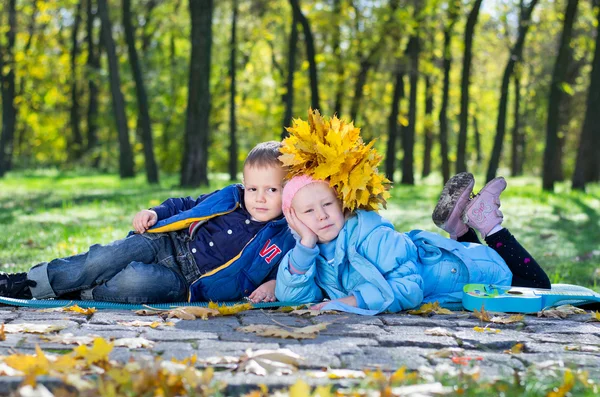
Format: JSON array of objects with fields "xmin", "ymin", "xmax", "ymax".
[
  {"xmin": 112, "ymin": 337, "xmax": 155, "ymax": 349},
  {"xmin": 288, "ymin": 379, "xmax": 311, "ymax": 397},
  {"xmin": 40, "ymin": 333, "xmax": 99, "ymax": 346},
  {"xmin": 538, "ymin": 305, "xmax": 587, "ymax": 319},
  {"xmin": 472, "ymin": 307, "xmax": 492, "ymax": 321},
  {"xmin": 473, "ymin": 326, "xmax": 500, "ymax": 333},
  {"xmin": 504, "ymin": 343, "xmax": 524, "ymax": 354},
  {"xmin": 309, "ymin": 369, "xmax": 366, "ymax": 379},
  {"xmin": 208, "ymin": 302, "xmax": 253, "ymax": 315},
  {"xmin": 427, "ymin": 347, "xmax": 464, "ymax": 359},
  {"xmin": 64, "ymin": 305, "xmax": 96, "ymax": 315},
  {"xmin": 565, "ymin": 345, "xmax": 600, "ymax": 352},
  {"xmin": 237, "ymin": 323, "xmax": 329, "ymax": 339},
  {"xmin": 73, "ymin": 338, "xmax": 113, "ymax": 365},
  {"xmin": 288, "ymin": 309, "xmax": 339, "ymax": 316},
  {"xmin": 0, "ymin": 324, "xmax": 5, "ymax": 341},
  {"xmin": 238, "ymin": 349, "xmax": 303, "ymax": 376},
  {"xmin": 3, "ymin": 323, "xmax": 66, "ymax": 334},
  {"xmin": 198, "ymin": 356, "xmax": 239, "ymax": 365},
  {"xmin": 424, "ymin": 327, "xmax": 455, "ymax": 337},
  {"xmin": 591, "ymin": 311, "xmax": 600, "ymax": 322},
  {"xmin": 408, "ymin": 302, "xmax": 453, "ymax": 316},
  {"xmin": 490, "ymin": 314, "xmax": 524, "ymax": 324},
  {"xmin": 117, "ymin": 320, "xmax": 174, "ymax": 328},
  {"xmin": 167, "ymin": 307, "xmax": 219, "ymax": 320},
  {"xmin": 451, "ymin": 356, "xmax": 483, "ymax": 365}
]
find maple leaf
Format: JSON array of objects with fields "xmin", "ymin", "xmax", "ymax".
[
  {"xmin": 504, "ymin": 343, "xmax": 524, "ymax": 354},
  {"xmin": 167, "ymin": 306, "xmax": 219, "ymax": 320},
  {"xmin": 4, "ymin": 345, "xmax": 51, "ymax": 380},
  {"xmin": 589, "ymin": 311, "xmax": 600, "ymax": 322},
  {"xmin": 73, "ymin": 337, "xmax": 113, "ymax": 365},
  {"xmin": 117, "ymin": 320, "xmax": 174, "ymax": 328},
  {"xmin": 489, "ymin": 314, "xmax": 525, "ymax": 324},
  {"xmin": 63, "ymin": 305, "xmax": 96, "ymax": 316},
  {"xmin": 473, "ymin": 326, "xmax": 500, "ymax": 333},
  {"xmin": 237, "ymin": 323, "xmax": 329, "ymax": 339},
  {"xmin": 40, "ymin": 333, "xmax": 100, "ymax": 346},
  {"xmin": 238, "ymin": 349, "xmax": 303, "ymax": 376},
  {"xmin": 424, "ymin": 327, "xmax": 455, "ymax": 337},
  {"xmin": 408, "ymin": 302, "xmax": 453, "ymax": 316},
  {"xmin": 3, "ymin": 323, "xmax": 66, "ymax": 334},
  {"xmin": 289, "ymin": 380, "xmax": 311, "ymax": 397},
  {"xmin": 472, "ymin": 307, "xmax": 493, "ymax": 322},
  {"xmin": 538, "ymin": 304, "xmax": 587, "ymax": 319},
  {"xmin": 0, "ymin": 324, "xmax": 5, "ymax": 341},
  {"xmin": 208, "ymin": 301, "xmax": 253, "ymax": 315}
]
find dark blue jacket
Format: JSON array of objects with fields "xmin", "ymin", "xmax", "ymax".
[{"xmin": 147, "ymin": 184, "xmax": 295, "ymax": 302}]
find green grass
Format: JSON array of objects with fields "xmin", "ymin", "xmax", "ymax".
[{"xmin": 0, "ymin": 170, "xmax": 599, "ymax": 290}]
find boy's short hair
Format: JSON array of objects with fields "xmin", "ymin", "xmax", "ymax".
[{"xmin": 244, "ymin": 141, "xmax": 284, "ymax": 169}]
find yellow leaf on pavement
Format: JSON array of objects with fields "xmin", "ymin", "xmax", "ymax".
[
  {"xmin": 408, "ymin": 302, "xmax": 453, "ymax": 315},
  {"xmin": 167, "ymin": 307, "xmax": 219, "ymax": 320},
  {"xmin": 64, "ymin": 305, "xmax": 96, "ymax": 316},
  {"xmin": 3, "ymin": 323, "xmax": 66, "ymax": 334},
  {"xmin": 289, "ymin": 380, "xmax": 311, "ymax": 397},
  {"xmin": 237, "ymin": 323, "xmax": 329, "ymax": 340},
  {"xmin": 208, "ymin": 302, "xmax": 253, "ymax": 315},
  {"xmin": 504, "ymin": 343, "xmax": 524, "ymax": 354},
  {"xmin": 73, "ymin": 338, "xmax": 113, "ymax": 365}
]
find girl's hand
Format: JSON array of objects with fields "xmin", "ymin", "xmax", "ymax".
[
  {"xmin": 248, "ymin": 280, "xmax": 277, "ymax": 303},
  {"xmin": 311, "ymin": 295, "xmax": 357, "ymax": 310},
  {"xmin": 284, "ymin": 207, "xmax": 318, "ymax": 248},
  {"xmin": 132, "ymin": 210, "xmax": 158, "ymax": 234}
]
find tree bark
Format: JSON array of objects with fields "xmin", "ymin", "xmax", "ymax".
[
  {"xmin": 456, "ymin": 0, "xmax": 483, "ymax": 173},
  {"xmin": 0, "ymin": 0, "xmax": 17, "ymax": 177},
  {"xmin": 422, "ymin": 75, "xmax": 434, "ymax": 178},
  {"xmin": 438, "ymin": 3, "xmax": 459, "ymax": 183},
  {"xmin": 542, "ymin": 0, "xmax": 578, "ymax": 191},
  {"xmin": 332, "ymin": 0, "xmax": 344, "ymax": 116},
  {"xmin": 402, "ymin": 34, "xmax": 419, "ymax": 185},
  {"xmin": 511, "ymin": 74, "xmax": 523, "ymax": 176},
  {"xmin": 290, "ymin": 0, "xmax": 320, "ymax": 111},
  {"xmin": 70, "ymin": 1, "xmax": 84, "ymax": 161},
  {"xmin": 123, "ymin": 0, "xmax": 159, "ymax": 184},
  {"xmin": 572, "ymin": 0, "xmax": 600, "ymax": 190},
  {"xmin": 181, "ymin": 0, "xmax": 213, "ymax": 187},
  {"xmin": 385, "ymin": 68, "xmax": 405, "ymax": 182},
  {"xmin": 473, "ymin": 114, "xmax": 482, "ymax": 164},
  {"xmin": 228, "ymin": 0, "xmax": 239, "ymax": 181},
  {"xmin": 98, "ymin": 0, "xmax": 135, "ymax": 178},
  {"xmin": 282, "ymin": 5, "xmax": 299, "ymax": 138},
  {"xmin": 86, "ymin": 0, "xmax": 100, "ymax": 166},
  {"xmin": 486, "ymin": 0, "xmax": 539, "ymax": 182}
]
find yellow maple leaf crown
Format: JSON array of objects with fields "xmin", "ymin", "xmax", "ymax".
[{"xmin": 280, "ymin": 109, "xmax": 391, "ymax": 212}]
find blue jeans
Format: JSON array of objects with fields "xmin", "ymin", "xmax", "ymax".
[{"xmin": 28, "ymin": 232, "xmax": 194, "ymax": 303}]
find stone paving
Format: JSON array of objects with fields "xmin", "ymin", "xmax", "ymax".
[{"xmin": 0, "ymin": 305, "xmax": 599, "ymax": 394}]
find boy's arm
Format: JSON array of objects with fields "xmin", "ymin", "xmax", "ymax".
[
  {"xmin": 274, "ymin": 248, "xmax": 324, "ymax": 304},
  {"xmin": 354, "ymin": 226, "xmax": 424, "ymax": 311},
  {"xmin": 151, "ymin": 189, "xmax": 222, "ymax": 220}
]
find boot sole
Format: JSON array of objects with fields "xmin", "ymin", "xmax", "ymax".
[{"xmin": 432, "ymin": 172, "xmax": 475, "ymax": 227}]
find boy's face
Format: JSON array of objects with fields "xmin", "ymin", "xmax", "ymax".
[
  {"xmin": 292, "ymin": 182, "xmax": 345, "ymax": 244},
  {"xmin": 243, "ymin": 165, "xmax": 285, "ymax": 222}
]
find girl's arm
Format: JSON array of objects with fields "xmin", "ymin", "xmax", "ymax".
[
  {"xmin": 355, "ymin": 226, "xmax": 425, "ymax": 311},
  {"xmin": 274, "ymin": 247, "xmax": 324, "ymax": 304}
]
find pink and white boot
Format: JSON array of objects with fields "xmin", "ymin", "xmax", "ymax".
[
  {"xmin": 463, "ymin": 177, "xmax": 507, "ymax": 238},
  {"xmin": 432, "ymin": 172, "xmax": 475, "ymax": 239}
]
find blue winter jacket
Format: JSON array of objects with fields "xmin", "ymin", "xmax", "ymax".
[
  {"xmin": 275, "ymin": 210, "xmax": 512, "ymax": 315},
  {"xmin": 146, "ymin": 184, "xmax": 296, "ymax": 302}
]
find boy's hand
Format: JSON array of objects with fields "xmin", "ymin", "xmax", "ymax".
[
  {"xmin": 248, "ymin": 280, "xmax": 277, "ymax": 303},
  {"xmin": 133, "ymin": 210, "xmax": 158, "ymax": 234},
  {"xmin": 284, "ymin": 207, "xmax": 318, "ymax": 248},
  {"xmin": 311, "ymin": 295, "xmax": 357, "ymax": 310}
]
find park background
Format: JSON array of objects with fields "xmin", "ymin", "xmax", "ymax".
[{"xmin": 0, "ymin": 0, "xmax": 598, "ymax": 289}]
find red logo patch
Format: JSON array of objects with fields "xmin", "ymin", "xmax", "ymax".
[{"xmin": 259, "ymin": 240, "xmax": 282, "ymax": 264}]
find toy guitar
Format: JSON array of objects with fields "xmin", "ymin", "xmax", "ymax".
[{"xmin": 463, "ymin": 283, "xmax": 600, "ymax": 313}]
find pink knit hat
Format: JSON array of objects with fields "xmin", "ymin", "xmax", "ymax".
[{"xmin": 282, "ymin": 175, "xmax": 329, "ymax": 212}]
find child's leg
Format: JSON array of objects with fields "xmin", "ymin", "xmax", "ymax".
[
  {"xmin": 28, "ymin": 233, "xmax": 168, "ymax": 299},
  {"xmin": 85, "ymin": 261, "xmax": 188, "ymax": 303},
  {"xmin": 457, "ymin": 227, "xmax": 481, "ymax": 244},
  {"xmin": 432, "ymin": 172, "xmax": 475, "ymax": 239},
  {"xmin": 485, "ymin": 229, "xmax": 551, "ymax": 289}
]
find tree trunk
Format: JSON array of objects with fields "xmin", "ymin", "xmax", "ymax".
[
  {"xmin": 511, "ymin": 74, "xmax": 523, "ymax": 176},
  {"xmin": 542, "ymin": 0, "xmax": 578, "ymax": 191},
  {"xmin": 123, "ymin": 0, "xmax": 159, "ymax": 184},
  {"xmin": 385, "ymin": 68, "xmax": 405, "ymax": 182},
  {"xmin": 473, "ymin": 114, "xmax": 482, "ymax": 164},
  {"xmin": 0, "ymin": 0, "xmax": 17, "ymax": 177},
  {"xmin": 332, "ymin": 0, "xmax": 344, "ymax": 116},
  {"xmin": 402, "ymin": 34, "xmax": 419, "ymax": 185},
  {"xmin": 98, "ymin": 0, "xmax": 134, "ymax": 178},
  {"xmin": 282, "ymin": 5, "xmax": 299, "ymax": 138},
  {"xmin": 181, "ymin": 0, "xmax": 213, "ymax": 187},
  {"xmin": 228, "ymin": 0, "xmax": 238, "ymax": 181},
  {"xmin": 290, "ymin": 0, "xmax": 320, "ymax": 111},
  {"xmin": 422, "ymin": 75, "xmax": 434, "ymax": 177},
  {"xmin": 86, "ymin": 0, "xmax": 100, "ymax": 167},
  {"xmin": 572, "ymin": 0, "xmax": 600, "ymax": 190},
  {"xmin": 456, "ymin": 0, "xmax": 483, "ymax": 173},
  {"xmin": 486, "ymin": 0, "xmax": 539, "ymax": 182},
  {"xmin": 438, "ymin": 3, "xmax": 459, "ymax": 183},
  {"xmin": 70, "ymin": 1, "xmax": 84, "ymax": 161}
]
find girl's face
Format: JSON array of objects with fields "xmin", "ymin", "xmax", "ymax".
[{"xmin": 292, "ymin": 182, "xmax": 345, "ymax": 244}]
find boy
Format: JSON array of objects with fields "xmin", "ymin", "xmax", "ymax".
[{"xmin": 0, "ymin": 141, "xmax": 295, "ymax": 304}]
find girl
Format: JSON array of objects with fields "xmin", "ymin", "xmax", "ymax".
[{"xmin": 275, "ymin": 110, "xmax": 550, "ymax": 315}]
